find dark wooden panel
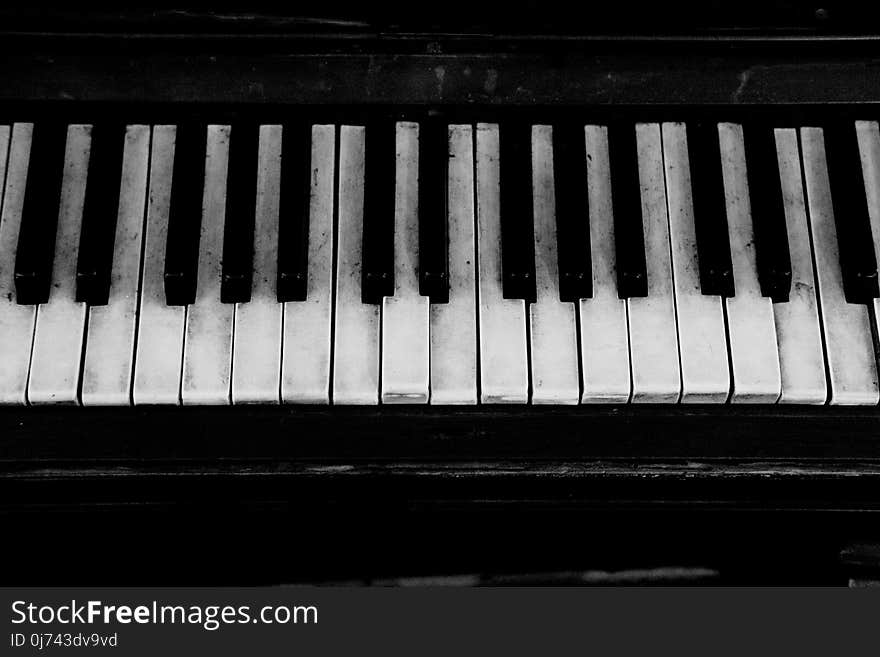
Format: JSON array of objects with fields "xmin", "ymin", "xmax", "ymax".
[
  {"xmin": 1, "ymin": 50, "xmax": 880, "ymax": 113},
  {"xmin": 2, "ymin": 405, "xmax": 880, "ymax": 461},
  {"xmin": 2, "ymin": 406, "xmax": 880, "ymax": 513},
  {"xmin": 1, "ymin": 3, "xmax": 879, "ymax": 37}
]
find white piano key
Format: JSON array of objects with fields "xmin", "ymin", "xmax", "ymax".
[
  {"xmin": 772, "ymin": 128, "xmax": 827, "ymax": 405},
  {"xmin": 627, "ymin": 123, "xmax": 681, "ymax": 403},
  {"xmin": 281, "ymin": 125, "xmax": 335, "ymax": 404},
  {"xmin": 132, "ymin": 126, "xmax": 186, "ymax": 405},
  {"xmin": 475, "ymin": 123, "xmax": 529, "ymax": 404},
  {"xmin": 430, "ymin": 124, "xmax": 478, "ymax": 405},
  {"xmin": 80, "ymin": 125, "xmax": 150, "ymax": 406},
  {"xmin": 857, "ymin": 120, "xmax": 880, "ymax": 395},
  {"xmin": 232, "ymin": 125, "xmax": 282, "ymax": 404},
  {"xmin": 859, "ymin": 122, "xmax": 880, "ymax": 404},
  {"xmin": 181, "ymin": 124, "xmax": 234, "ymax": 405},
  {"xmin": 333, "ymin": 125, "xmax": 380, "ymax": 404},
  {"xmin": 529, "ymin": 125, "xmax": 579, "ymax": 405},
  {"xmin": 0, "ymin": 124, "xmax": 36, "ymax": 405},
  {"xmin": 718, "ymin": 123, "xmax": 782, "ymax": 403},
  {"xmin": 381, "ymin": 122, "xmax": 430, "ymax": 403},
  {"xmin": 661, "ymin": 122, "xmax": 730, "ymax": 403},
  {"xmin": 27, "ymin": 125, "xmax": 90, "ymax": 405},
  {"xmin": 580, "ymin": 125, "xmax": 631, "ymax": 404},
  {"xmin": 0, "ymin": 125, "xmax": 9, "ymax": 196},
  {"xmin": 801, "ymin": 127, "xmax": 878, "ymax": 405}
]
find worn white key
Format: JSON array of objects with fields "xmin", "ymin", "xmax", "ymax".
[
  {"xmin": 0, "ymin": 125, "xmax": 8, "ymax": 197},
  {"xmin": 181, "ymin": 125, "xmax": 233, "ymax": 405},
  {"xmin": 772, "ymin": 128, "xmax": 827, "ymax": 404},
  {"xmin": 430, "ymin": 125, "xmax": 478, "ymax": 405},
  {"xmin": 0, "ymin": 124, "xmax": 36, "ymax": 405},
  {"xmin": 80, "ymin": 125, "xmax": 150, "ymax": 406},
  {"xmin": 333, "ymin": 126, "xmax": 380, "ymax": 404},
  {"xmin": 381, "ymin": 122, "xmax": 430, "ymax": 403},
  {"xmin": 661, "ymin": 122, "xmax": 729, "ymax": 403},
  {"xmin": 476, "ymin": 123, "xmax": 529, "ymax": 403},
  {"xmin": 719, "ymin": 123, "xmax": 782, "ymax": 403},
  {"xmin": 802, "ymin": 127, "xmax": 878, "ymax": 404},
  {"xmin": 529, "ymin": 125, "xmax": 579, "ymax": 404},
  {"xmin": 132, "ymin": 126, "xmax": 187, "ymax": 405},
  {"xmin": 857, "ymin": 120, "xmax": 880, "ymax": 400},
  {"xmin": 627, "ymin": 123, "xmax": 680, "ymax": 403},
  {"xmin": 580, "ymin": 126, "xmax": 631, "ymax": 404},
  {"xmin": 232, "ymin": 125, "xmax": 282, "ymax": 404},
  {"xmin": 28, "ymin": 125, "xmax": 90, "ymax": 404},
  {"xmin": 281, "ymin": 125, "xmax": 335, "ymax": 404},
  {"xmin": 801, "ymin": 124, "xmax": 871, "ymax": 405}
]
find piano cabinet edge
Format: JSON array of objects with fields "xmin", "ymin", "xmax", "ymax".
[
  {"xmin": 3, "ymin": 405, "xmax": 880, "ymax": 584},
  {"xmin": 5, "ymin": 49, "xmax": 880, "ymax": 112},
  {"xmin": 0, "ymin": 405, "xmax": 879, "ymax": 514},
  {"xmin": 0, "ymin": 404, "xmax": 879, "ymax": 462}
]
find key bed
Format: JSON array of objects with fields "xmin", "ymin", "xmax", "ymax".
[{"xmin": 2, "ymin": 116, "xmax": 880, "ymax": 406}]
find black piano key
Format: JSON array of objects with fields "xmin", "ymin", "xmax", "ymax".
[
  {"xmin": 553, "ymin": 122, "xmax": 592, "ymax": 301},
  {"xmin": 14, "ymin": 121, "xmax": 68, "ymax": 305},
  {"xmin": 687, "ymin": 122, "xmax": 735, "ymax": 297},
  {"xmin": 743, "ymin": 123, "xmax": 793, "ymax": 302},
  {"xmin": 75, "ymin": 123, "xmax": 126, "ymax": 305},
  {"xmin": 164, "ymin": 122, "xmax": 207, "ymax": 306},
  {"xmin": 499, "ymin": 121, "xmax": 537, "ymax": 302},
  {"xmin": 220, "ymin": 122, "xmax": 259, "ymax": 304},
  {"xmin": 607, "ymin": 123, "xmax": 648, "ymax": 298},
  {"xmin": 276, "ymin": 121, "xmax": 313, "ymax": 303},
  {"xmin": 418, "ymin": 117, "xmax": 449, "ymax": 303},
  {"xmin": 361, "ymin": 119, "xmax": 396, "ymax": 304},
  {"xmin": 823, "ymin": 122, "xmax": 880, "ymax": 304}
]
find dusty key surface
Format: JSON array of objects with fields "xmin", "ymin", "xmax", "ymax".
[{"xmin": 81, "ymin": 125, "xmax": 150, "ymax": 406}]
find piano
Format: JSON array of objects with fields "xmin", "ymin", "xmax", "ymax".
[{"xmin": 4, "ymin": 3, "xmax": 880, "ymax": 584}]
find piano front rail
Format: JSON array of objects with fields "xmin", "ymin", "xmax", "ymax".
[{"xmin": 3, "ymin": 405, "xmax": 880, "ymax": 584}]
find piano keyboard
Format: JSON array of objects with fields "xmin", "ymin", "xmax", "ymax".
[{"xmin": 1, "ymin": 119, "xmax": 880, "ymax": 406}]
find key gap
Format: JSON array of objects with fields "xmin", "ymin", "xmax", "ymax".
[
  {"xmin": 471, "ymin": 123, "xmax": 483, "ymax": 405},
  {"xmin": 23, "ymin": 304, "xmax": 38, "ymax": 406},
  {"xmin": 720, "ymin": 300, "xmax": 735, "ymax": 404},
  {"xmin": 623, "ymin": 300, "xmax": 635, "ymax": 404},
  {"xmin": 796, "ymin": 127, "xmax": 832, "ymax": 405},
  {"xmin": 76, "ymin": 305, "xmax": 91, "ymax": 406},
  {"xmin": 524, "ymin": 302, "xmax": 533, "ymax": 404},
  {"xmin": 573, "ymin": 295, "xmax": 584, "ymax": 403},
  {"xmin": 377, "ymin": 299, "xmax": 384, "ymax": 404},
  {"xmin": 229, "ymin": 305, "xmax": 238, "ymax": 405},
  {"xmin": 327, "ymin": 124, "xmax": 341, "ymax": 406},
  {"xmin": 177, "ymin": 304, "xmax": 189, "ymax": 406}
]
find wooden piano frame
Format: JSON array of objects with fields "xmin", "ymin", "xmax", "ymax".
[{"xmin": 2, "ymin": 6, "xmax": 880, "ymax": 584}]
